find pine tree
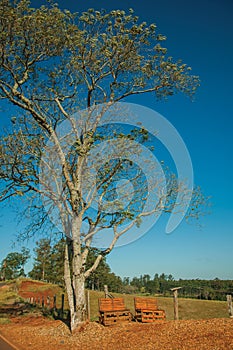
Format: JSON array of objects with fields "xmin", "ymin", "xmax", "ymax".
[{"xmin": 29, "ymin": 239, "xmax": 52, "ymax": 281}]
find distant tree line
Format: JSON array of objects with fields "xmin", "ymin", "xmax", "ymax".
[
  {"xmin": 1, "ymin": 239, "xmax": 232, "ymax": 301},
  {"xmin": 122, "ymin": 274, "xmax": 233, "ymax": 301}
]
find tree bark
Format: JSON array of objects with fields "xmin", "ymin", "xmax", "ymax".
[
  {"xmin": 73, "ymin": 273, "xmax": 87, "ymax": 329},
  {"xmin": 64, "ymin": 240, "xmax": 75, "ymax": 331},
  {"xmin": 42, "ymin": 263, "xmax": 45, "ymax": 281},
  {"xmin": 66, "ymin": 216, "xmax": 88, "ymax": 332}
]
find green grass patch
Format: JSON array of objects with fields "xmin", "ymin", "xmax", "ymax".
[
  {"xmin": 177, "ymin": 297, "xmax": 228, "ymax": 320},
  {"xmin": 0, "ymin": 317, "xmax": 11, "ymax": 324},
  {"xmin": 0, "ymin": 287, "xmax": 23, "ymax": 305},
  {"xmin": 87, "ymin": 290, "xmax": 229, "ymax": 321}
]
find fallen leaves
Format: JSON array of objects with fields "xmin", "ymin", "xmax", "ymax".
[{"xmin": 0, "ymin": 317, "xmax": 233, "ymax": 350}]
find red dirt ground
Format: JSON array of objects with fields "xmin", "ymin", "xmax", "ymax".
[
  {"xmin": 18, "ymin": 280, "xmax": 57, "ymax": 298},
  {"xmin": 18, "ymin": 280, "xmax": 59, "ymax": 307}
]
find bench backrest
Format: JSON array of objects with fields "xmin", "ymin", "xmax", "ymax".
[
  {"xmin": 134, "ymin": 297, "xmax": 158, "ymax": 311},
  {"xmin": 99, "ymin": 298, "xmax": 127, "ymax": 312}
]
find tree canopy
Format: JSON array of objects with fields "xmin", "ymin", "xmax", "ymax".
[
  {"xmin": 0, "ymin": 0, "xmax": 202, "ymax": 331},
  {"xmin": 0, "ymin": 247, "xmax": 30, "ymax": 280}
]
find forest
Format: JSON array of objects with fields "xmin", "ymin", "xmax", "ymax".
[{"xmin": 1, "ymin": 238, "xmax": 232, "ymax": 301}]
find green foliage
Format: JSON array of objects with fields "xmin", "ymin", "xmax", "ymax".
[
  {"xmin": 29, "ymin": 238, "xmax": 65, "ymax": 284},
  {"xmin": 28, "ymin": 238, "xmax": 124, "ymax": 291},
  {"xmin": 0, "ymin": 0, "xmax": 202, "ymax": 327},
  {"xmin": 28, "ymin": 238, "xmax": 52, "ymax": 281},
  {"xmin": 0, "ymin": 1, "xmax": 199, "ymax": 113},
  {"xmin": 85, "ymin": 248, "xmax": 122, "ymax": 292},
  {"xmin": 29, "ymin": 238, "xmax": 233, "ymax": 301},
  {"xmin": 0, "ymin": 1, "xmax": 202, "ymax": 250},
  {"xmin": 0, "ymin": 247, "xmax": 30, "ymax": 280},
  {"xmin": 124, "ymin": 273, "xmax": 233, "ymax": 301}
]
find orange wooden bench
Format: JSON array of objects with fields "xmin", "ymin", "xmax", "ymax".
[
  {"xmin": 99, "ymin": 298, "xmax": 132, "ymax": 326},
  {"xmin": 134, "ymin": 297, "xmax": 166, "ymax": 322}
]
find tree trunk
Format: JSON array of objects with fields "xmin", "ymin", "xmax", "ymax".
[
  {"xmin": 64, "ymin": 216, "xmax": 88, "ymax": 332},
  {"xmin": 64, "ymin": 240, "xmax": 75, "ymax": 331},
  {"xmin": 42, "ymin": 263, "xmax": 45, "ymax": 281},
  {"xmin": 63, "ymin": 214, "xmax": 104, "ymax": 332},
  {"xmin": 73, "ymin": 274, "xmax": 87, "ymax": 329}
]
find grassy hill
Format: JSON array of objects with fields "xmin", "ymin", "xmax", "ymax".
[
  {"xmin": 88, "ymin": 290, "xmax": 229, "ymax": 321},
  {"xmin": 0, "ymin": 279, "xmax": 230, "ymax": 322}
]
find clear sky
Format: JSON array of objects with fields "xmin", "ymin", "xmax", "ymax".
[{"xmin": 0, "ymin": 0, "xmax": 233, "ymax": 280}]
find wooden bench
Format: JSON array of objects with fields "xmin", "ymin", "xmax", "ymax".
[
  {"xmin": 99, "ymin": 298, "xmax": 132, "ymax": 326},
  {"xmin": 134, "ymin": 297, "xmax": 166, "ymax": 322}
]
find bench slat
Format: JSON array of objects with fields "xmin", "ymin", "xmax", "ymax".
[
  {"xmin": 99, "ymin": 297, "xmax": 131, "ymax": 326},
  {"xmin": 134, "ymin": 297, "xmax": 166, "ymax": 322},
  {"xmin": 99, "ymin": 298, "xmax": 127, "ymax": 312},
  {"xmin": 134, "ymin": 297, "xmax": 158, "ymax": 311}
]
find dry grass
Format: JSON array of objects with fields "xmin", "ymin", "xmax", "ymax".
[
  {"xmin": 0, "ymin": 317, "xmax": 11, "ymax": 324},
  {"xmin": 0, "ymin": 280, "xmax": 229, "ymax": 321},
  {"xmin": 24, "ymin": 282, "xmax": 62, "ymax": 294},
  {"xmin": 88, "ymin": 290, "xmax": 229, "ymax": 321},
  {"xmin": 0, "ymin": 284, "xmax": 22, "ymax": 304}
]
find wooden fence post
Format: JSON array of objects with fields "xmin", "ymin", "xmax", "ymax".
[
  {"xmin": 104, "ymin": 285, "xmax": 109, "ymax": 298},
  {"xmin": 227, "ymin": 295, "xmax": 233, "ymax": 318},
  {"xmin": 171, "ymin": 287, "xmax": 182, "ymax": 320},
  {"xmin": 104, "ymin": 285, "xmax": 114, "ymax": 298},
  {"xmin": 53, "ymin": 295, "xmax": 57, "ymax": 310},
  {"xmin": 47, "ymin": 296, "xmax": 50, "ymax": 309},
  {"xmin": 87, "ymin": 290, "xmax": 90, "ymax": 321}
]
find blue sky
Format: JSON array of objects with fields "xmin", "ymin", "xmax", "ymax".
[{"xmin": 0, "ymin": 0, "xmax": 233, "ymax": 280}]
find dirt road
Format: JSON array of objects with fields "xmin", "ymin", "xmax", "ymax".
[{"xmin": 0, "ymin": 335, "xmax": 19, "ymax": 350}]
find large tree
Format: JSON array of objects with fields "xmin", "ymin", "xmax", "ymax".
[
  {"xmin": 0, "ymin": 247, "xmax": 30, "ymax": 280},
  {"xmin": 28, "ymin": 238, "xmax": 52, "ymax": 281},
  {"xmin": 0, "ymin": 1, "xmax": 202, "ymax": 331},
  {"xmin": 29, "ymin": 238, "xmax": 121, "ymax": 290}
]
